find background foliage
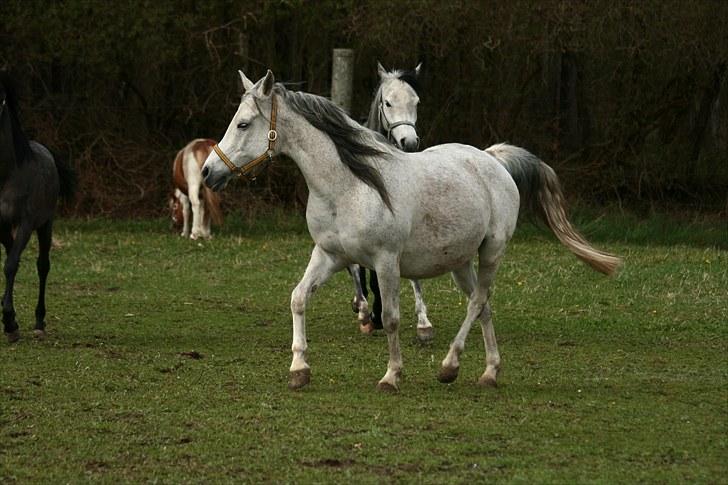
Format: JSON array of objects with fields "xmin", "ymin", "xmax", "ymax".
[{"xmin": 1, "ymin": 0, "xmax": 726, "ymax": 216}]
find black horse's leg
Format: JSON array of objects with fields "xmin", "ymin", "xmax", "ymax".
[
  {"xmin": 3, "ymin": 224, "xmax": 33, "ymax": 342},
  {"xmin": 358, "ymin": 266, "xmax": 369, "ymax": 300},
  {"xmin": 34, "ymin": 221, "xmax": 53, "ymax": 336},
  {"xmin": 369, "ymin": 270, "xmax": 383, "ymax": 329}
]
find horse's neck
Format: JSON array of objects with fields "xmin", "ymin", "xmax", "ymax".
[
  {"xmin": 0, "ymin": 115, "xmax": 19, "ymax": 179},
  {"xmin": 280, "ymin": 108, "xmax": 356, "ymax": 203}
]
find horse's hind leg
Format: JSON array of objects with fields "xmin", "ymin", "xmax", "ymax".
[
  {"xmin": 438, "ymin": 261, "xmax": 477, "ymax": 383},
  {"xmin": 2, "ymin": 224, "xmax": 33, "ymax": 342},
  {"xmin": 411, "ymin": 279, "xmax": 434, "ymax": 343},
  {"xmin": 474, "ymin": 238, "xmax": 508, "ymax": 387},
  {"xmin": 179, "ymin": 192, "xmax": 191, "ymax": 237},
  {"xmin": 188, "ymin": 184, "xmax": 206, "ymax": 240},
  {"xmin": 34, "ymin": 221, "xmax": 53, "ymax": 338}
]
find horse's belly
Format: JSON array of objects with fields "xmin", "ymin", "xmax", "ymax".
[{"xmin": 399, "ymin": 220, "xmax": 486, "ymax": 279}]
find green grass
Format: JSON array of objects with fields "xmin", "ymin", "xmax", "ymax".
[{"xmin": 1, "ymin": 211, "xmax": 726, "ymax": 483}]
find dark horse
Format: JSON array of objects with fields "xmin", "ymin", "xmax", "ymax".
[{"xmin": 0, "ymin": 74, "xmax": 75, "ymax": 342}]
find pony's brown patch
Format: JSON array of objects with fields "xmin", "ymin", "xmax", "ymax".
[{"xmin": 170, "ymin": 138, "xmax": 223, "ymax": 227}]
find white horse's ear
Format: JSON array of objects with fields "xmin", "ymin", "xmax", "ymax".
[
  {"xmin": 377, "ymin": 61, "xmax": 387, "ymax": 78},
  {"xmin": 414, "ymin": 62, "xmax": 423, "ymax": 77},
  {"xmin": 239, "ymin": 70, "xmax": 255, "ymax": 93},
  {"xmin": 258, "ymin": 69, "xmax": 275, "ymax": 97}
]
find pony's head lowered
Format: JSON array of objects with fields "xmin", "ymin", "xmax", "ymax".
[{"xmin": 368, "ymin": 62, "xmax": 422, "ymax": 152}]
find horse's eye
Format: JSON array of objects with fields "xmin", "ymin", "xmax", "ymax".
[
  {"xmin": 384, "ymin": 100, "xmax": 391, "ymax": 108},
  {"xmin": 237, "ymin": 122, "xmax": 249, "ymax": 130}
]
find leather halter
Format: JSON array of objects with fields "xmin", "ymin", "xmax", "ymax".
[
  {"xmin": 213, "ymin": 94, "xmax": 278, "ymax": 181},
  {"xmin": 378, "ymin": 101, "xmax": 418, "ymax": 148}
]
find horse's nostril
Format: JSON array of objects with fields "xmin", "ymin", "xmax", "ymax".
[
  {"xmin": 201, "ymin": 166, "xmax": 209, "ymax": 178},
  {"xmin": 399, "ymin": 138, "xmax": 406, "ymax": 149}
]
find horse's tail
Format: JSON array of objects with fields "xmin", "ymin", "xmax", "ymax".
[
  {"xmin": 202, "ymin": 187, "xmax": 223, "ymax": 226},
  {"xmin": 53, "ymin": 152, "xmax": 77, "ymax": 201},
  {"xmin": 486, "ymin": 143, "xmax": 622, "ymax": 276}
]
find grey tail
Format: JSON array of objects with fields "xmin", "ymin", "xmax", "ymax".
[{"xmin": 486, "ymin": 143, "xmax": 622, "ymax": 276}]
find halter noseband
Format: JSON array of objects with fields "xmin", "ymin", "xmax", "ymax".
[
  {"xmin": 378, "ymin": 101, "xmax": 418, "ymax": 149},
  {"xmin": 213, "ymin": 94, "xmax": 278, "ymax": 181}
]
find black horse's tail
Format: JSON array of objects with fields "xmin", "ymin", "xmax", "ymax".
[
  {"xmin": 53, "ymin": 152, "xmax": 77, "ymax": 201},
  {"xmin": 485, "ymin": 143, "xmax": 622, "ymax": 276}
]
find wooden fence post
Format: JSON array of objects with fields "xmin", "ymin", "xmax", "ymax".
[{"xmin": 331, "ymin": 48, "xmax": 354, "ymax": 114}]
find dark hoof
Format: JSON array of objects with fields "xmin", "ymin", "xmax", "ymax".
[
  {"xmin": 416, "ymin": 327, "xmax": 434, "ymax": 343},
  {"xmin": 5, "ymin": 329, "xmax": 20, "ymax": 343},
  {"xmin": 359, "ymin": 321, "xmax": 375, "ymax": 335},
  {"xmin": 477, "ymin": 374, "xmax": 498, "ymax": 388},
  {"xmin": 437, "ymin": 366, "xmax": 459, "ymax": 383},
  {"xmin": 288, "ymin": 368, "xmax": 311, "ymax": 390},
  {"xmin": 33, "ymin": 329, "xmax": 47, "ymax": 340},
  {"xmin": 376, "ymin": 381, "xmax": 399, "ymax": 393}
]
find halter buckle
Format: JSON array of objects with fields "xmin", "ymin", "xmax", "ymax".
[{"xmin": 267, "ymin": 130, "xmax": 278, "ymax": 142}]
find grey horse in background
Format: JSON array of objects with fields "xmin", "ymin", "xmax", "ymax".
[
  {"xmin": 348, "ymin": 62, "xmax": 435, "ymax": 342},
  {"xmin": 0, "ymin": 74, "xmax": 76, "ymax": 342}
]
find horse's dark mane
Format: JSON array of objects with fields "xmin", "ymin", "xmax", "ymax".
[
  {"xmin": 274, "ymin": 84, "xmax": 393, "ymax": 211},
  {"xmin": 0, "ymin": 72, "xmax": 33, "ymax": 165}
]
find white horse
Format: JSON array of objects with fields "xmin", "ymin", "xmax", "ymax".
[
  {"xmin": 348, "ymin": 62, "xmax": 435, "ymax": 343},
  {"xmin": 203, "ymin": 70, "xmax": 621, "ymax": 392},
  {"xmin": 170, "ymin": 138, "xmax": 223, "ymax": 239}
]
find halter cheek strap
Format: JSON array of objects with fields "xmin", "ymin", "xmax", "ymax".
[
  {"xmin": 378, "ymin": 102, "xmax": 418, "ymax": 148},
  {"xmin": 213, "ymin": 94, "xmax": 278, "ymax": 181}
]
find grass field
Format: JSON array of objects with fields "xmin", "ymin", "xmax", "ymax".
[{"xmin": 1, "ymin": 211, "xmax": 726, "ymax": 483}]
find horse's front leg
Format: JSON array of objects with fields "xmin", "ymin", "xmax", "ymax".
[
  {"xmin": 289, "ymin": 245, "xmax": 346, "ymax": 390},
  {"xmin": 374, "ymin": 257, "xmax": 402, "ymax": 391},
  {"xmin": 410, "ymin": 279, "xmax": 434, "ymax": 343},
  {"xmin": 3, "ymin": 224, "xmax": 33, "ymax": 342},
  {"xmin": 346, "ymin": 264, "xmax": 370, "ymax": 328}
]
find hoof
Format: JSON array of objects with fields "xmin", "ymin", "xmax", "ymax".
[
  {"xmin": 358, "ymin": 310, "xmax": 372, "ymax": 324},
  {"xmin": 437, "ymin": 366, "xmax": 459, "ymax": 383},
  {"xmin": 477, "ymin": 374, "xmax": 498, "ymax": 388},
  {"xmin": 288, "ymin": 368, "xmax": 311, "ymax": 390},
  {"xmin": 359, "ymin": 321, "xmax": 375, "ymax": 335},
  {"xmin": 5, "ymin": 329, "xmax": 20, "ymax": 343},
  {"xmin": 33, "ymin": 329, "xmax": 46, "ymax": 340},
  {"xmin": 376, "ymin": 381, "xmax": 399, "ymax": 393},
  {"xmin": 416, "ymin": 327, "xmax": 434, "ymax": 343}
]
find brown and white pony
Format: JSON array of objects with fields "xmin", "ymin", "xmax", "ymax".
[{"xmin": 170, "ymin": 138, "xmax": 223, "ymax": 239}]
